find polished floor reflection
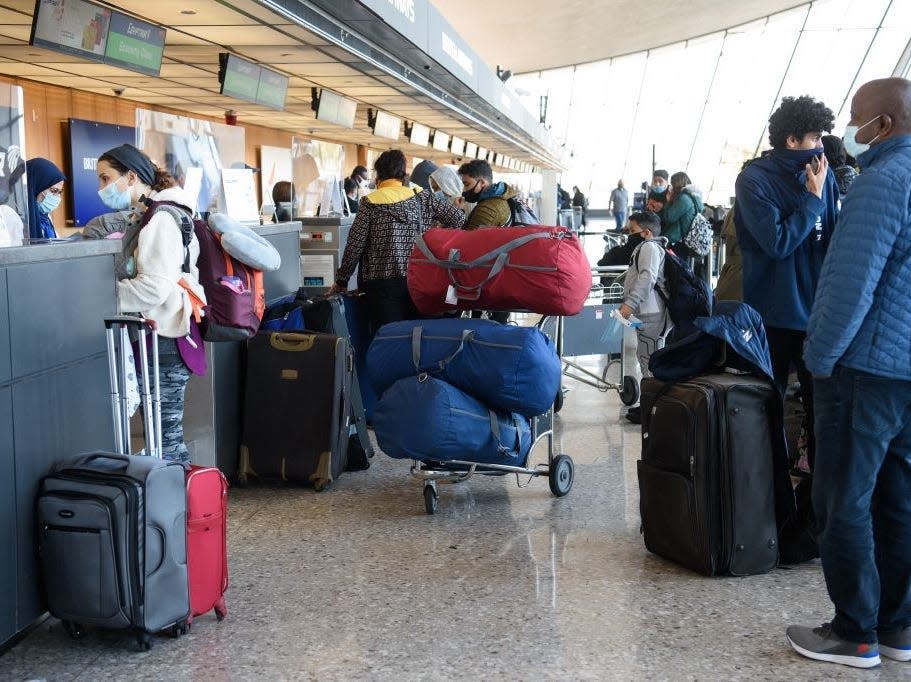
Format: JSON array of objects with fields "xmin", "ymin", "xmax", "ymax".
[{"xmin": 2, "ymin": 347, "xmax": 904, "ymax": 680}]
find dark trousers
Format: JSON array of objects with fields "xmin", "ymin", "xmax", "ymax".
[
  {"xmin": 361, "ymin": 277, "xmax": 419, "ymax": 337},
  {"xmin": 767, "ymin": 326, "xmax": 815, "ymax": 468},
  {"xmin": 813, "ymin": 366, "xmax": 911, "ymax": 641}
]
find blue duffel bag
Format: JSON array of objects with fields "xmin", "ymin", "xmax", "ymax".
[
  {"xmin": 367, "ymin": 318, "xmax": 560, "ymax": 417},
  {"xmin": 373, "ymin": 374, "xmax": 532, "ymax": 465}
]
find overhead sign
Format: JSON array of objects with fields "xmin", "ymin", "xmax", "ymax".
[
  {"xmin": 103, "ymin": 13, "xmax": 165, "ymax": 76},
  {"xmin": 432, "ymin": 130, "xmax": 449, "ymax": 152},
  {"xmin": 356, "ymin": 0, "xmax": 429, "ymax": 52},
  {"xmin": 409, "ymin": 122, "xmax": 430, "ymax": 147},
  {"xmin": 427, "ymin": 10, "xmax": 478, "ymax": 90},
  {"xmin": 30, "ymin": 0, "xmax": 165, "ymax": 76},
  {"xmin": 315, "ymin": 89, "xmax": 357, "ymax": 128},
  {"xmin": 450, "ymin": 136, "xmax": 465, "ymax": 155},
  {"xmin": 465, "ymin": 141, "xmax": 478, "ymax": 158},
  {"xmin": 372, "ymin": 110, "xmax": 401, "ymax": 140},
  {"xmin": 219, "ymin": 53, "xmax": 289, "ymax": 110}
]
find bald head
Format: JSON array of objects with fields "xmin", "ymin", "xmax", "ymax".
[{"xmin": 851, "ymin": 77, "xmax": 911, "ymax": 141}]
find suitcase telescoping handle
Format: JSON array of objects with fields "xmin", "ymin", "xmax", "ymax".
[{"xmin": 104, "ymin": 316, "xmax": 163, "ymax": 459}]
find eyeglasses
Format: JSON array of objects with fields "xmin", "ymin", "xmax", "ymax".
[{"xmin": 45, "ymin": 187, "xmax": 63, "ymax": 196}]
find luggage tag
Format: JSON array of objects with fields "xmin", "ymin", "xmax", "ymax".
[{"xmin": 445, "ymin": 285, "xmax": 458, "ymax": 305}]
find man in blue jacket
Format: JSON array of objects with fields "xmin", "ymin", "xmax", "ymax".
[
  {"xmin": 787, "ymin": 77, "xmax": 911, "ymax": 669},
  {"xmin": 735, "ymin": 95, "xmax": 839, "ymax": 473}
]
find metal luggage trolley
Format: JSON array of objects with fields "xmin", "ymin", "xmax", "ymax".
[
  {"xmin": 413, "ymin": 314, "xmax": 573, "ymax": 515},
  {"xmin": 557, "ymin": 266, "xmax": 640, "ymax": 408}
]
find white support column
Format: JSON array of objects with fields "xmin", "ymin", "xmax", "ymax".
[{"xmin": 540, "ymin": 169, "xmax": 559, "ymax": 225}]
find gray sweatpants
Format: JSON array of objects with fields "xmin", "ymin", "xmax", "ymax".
[{"xmin": 635, "ymin": 311, "xmax": 671, "ymax": 379}]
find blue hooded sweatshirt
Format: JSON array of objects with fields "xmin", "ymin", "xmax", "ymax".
[{"xmin": 734, "ymin": 148, "xmax": 838, "ymax": 331}]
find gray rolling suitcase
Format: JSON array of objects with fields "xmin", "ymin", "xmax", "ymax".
[
  {"xmin": 239, "ymin": 330, "xmax": 352, "ymax": 490},
  {"xmin": 37, "ymin": 317, "xmax": 190, "ymax": 650}
]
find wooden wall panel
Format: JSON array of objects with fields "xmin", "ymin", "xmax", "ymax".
[{"xmin": 3, "ymin": 75, "xmax": 375, "ymax": 223}]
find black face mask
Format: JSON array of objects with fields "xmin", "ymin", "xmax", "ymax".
[
  {"xmin": 462, "ymin": 179, "xmax": 483, "ymax": 203},
  {"xmin": 626, "ymin": 233, "xmax": 645, "ymax": 249}
]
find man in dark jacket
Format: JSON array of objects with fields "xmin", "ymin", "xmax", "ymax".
[
  {"xmin": 734, "ymin": 95, "xmax": 838, "ymax": 473},
  {"xmin": 787, "ymin": 77, "xmax": 911, "ymax": 670}
]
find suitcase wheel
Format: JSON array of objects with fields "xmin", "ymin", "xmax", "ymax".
[
  {"xmin": 549, "ymin": 454, "xmax": 574, "ymax": 497},
  {"xmin": 423, "ymin": 484, "xmax": 438, "ymax": 515},
  {"xmin": 170, "ymin": 621, "xmax": 189, "ymax": 638},
  {"xmin": 136, "ymin": 632, "xmax": 153, "ymax": 651},
  {"xmin": 313, "ymin": 479, "xmax": 330, "ymax": 493},
  {"xmin": 62, "ymin": 620, "xmax": 84, "ymax": 640}
]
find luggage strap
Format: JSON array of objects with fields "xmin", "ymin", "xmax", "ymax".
[
  {"xmin": 414, "ymin": 231, "xmax": 562, "ymax": 301},
  {"xmin": 410, "ymin": 326, "xmax": 478, "ymax": 374}
]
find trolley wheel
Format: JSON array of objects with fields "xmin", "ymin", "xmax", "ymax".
[
  {"xmin": 553, "ymin": 387, "xmax": 564, "ymax": 413},
  {"xmin": 62, "ymin": 620, "xmax": 84, "ymax": 640},
  {"xmin": 619, "ymin": 376, "xmax": 640, "ymax": 406},
  {"xmin": 549, "ymin": 455, "xmax": 574, "ymax": 497},
  {"xmin": 423, "ymin": 485, "xmax": 438, "ymax": 515},
  {"xmin": 137, "ymin": 632, "xmax": 153, "ymax": 651},
  {"xmin": 313, "ymin": 479, "xmax": 329, "ymax": 493}
]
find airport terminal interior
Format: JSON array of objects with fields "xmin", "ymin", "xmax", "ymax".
[{"xmin": 0, "ymin": 0, "xmax": 910, "ymax": 679}]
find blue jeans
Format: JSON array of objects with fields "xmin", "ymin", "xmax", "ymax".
[
  {"xmin": 813, "ymin": 366, "xmax": 911, "ymax": 642},
  {"xmin": 614, "ymin": 211, "xmax": 626, "ymax": 232}
]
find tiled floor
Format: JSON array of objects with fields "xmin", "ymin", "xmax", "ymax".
[
  {"xmin": 2, "ymin": 352, "xmax": 906, "ymax": 680},
  {"xmin": 2, "ymin": 230, "xmax": 905, "ymax": 680}
]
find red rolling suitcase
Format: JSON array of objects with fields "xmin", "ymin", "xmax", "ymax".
[
  {"xmin": 186, "ymin": 465, "xmax": 229, "ymax": 625},
  {"xmin": 407, "ymin": 226, "xmax": 591, "ymax": 316}
]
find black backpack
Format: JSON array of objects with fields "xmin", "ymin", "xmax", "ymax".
[
  {"xmin": 637, "ymin": 244, "xmax": 712, "ymax": 336},
  {"xmin": 506, "ymin": 197, "xmax": 539, "ymax": 226}
]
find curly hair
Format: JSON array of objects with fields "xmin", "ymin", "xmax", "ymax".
[
  {"xmin": 768, "ymin": 96, "xmax": 834, "ymax": 149},
  {"xmin": 373, "ymin": 150, "xmax": 406, "ymax": 182}
]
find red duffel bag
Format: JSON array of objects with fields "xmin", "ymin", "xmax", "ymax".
[{"xmin": 407, "ymin": 226, "xmax": 591, "ymax": 316}]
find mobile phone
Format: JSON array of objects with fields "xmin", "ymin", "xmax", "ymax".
[{"xmin": 810, "ymin": 155, "xmax": 821, "ymax": 174}]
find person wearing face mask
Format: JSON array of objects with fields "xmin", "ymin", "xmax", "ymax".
[
  {"xmin": 351, "ymin": 165, "xmax": 370, "ymax": 200},
  {"xmin": 429, "ymin": 166, "xmax": 463, "ymax": 208},
  {"xmin": 458, "ymin": 159, "xmax": 519, "ymax": 229},
  {"xmin": 343, "ymin": 177, "xmax": 359, "ymax": 215},
  {"xmin": 787, "ymin": 77, "xmax": 911, "ymax": 671},
  {"xmin": 734, "ymin": 95, "xmax": 838, "ymax": 478},
  {"xmin": 96, "ymin": 143, "xmax": 206, "ymax": 463},
  {"xmin": 650, "ymin": 169, "xmax": 669, "ymax": 194},
  {"xmin": 25, "ymin": 157, "xmax": 65, "ymax": 241}
]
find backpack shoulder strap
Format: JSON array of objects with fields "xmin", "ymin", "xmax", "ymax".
[{"xmin": 140, "ymin": 200, "xmax": 195, "ymax": 273}]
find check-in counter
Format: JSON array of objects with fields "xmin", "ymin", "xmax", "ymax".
[
  {"xmin": 0, "ymin": 221, "xmax": 301, "ymax": 650},
  {"xmin": 0, "ymin": 238, "xmax": 121, "ymax": 648},
  {"xmin": 298, "ymin": 216, "xmax": 355, "ymax": 290}
]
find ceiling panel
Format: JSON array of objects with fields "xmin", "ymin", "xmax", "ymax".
[
  {"xmin": 173, "ymin": 25, "xmax": 299, "ymax": 46},
  {"xmin": 112, "ymin": 1, "xmax": 257, "ymax": 27},
  {"xmin": 237, "ymin": 46, "xmax": 332, "ymax": 63}
]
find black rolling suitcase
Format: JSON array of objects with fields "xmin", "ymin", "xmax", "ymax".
[
  {"xmin": 239, "ymin": 331, "xmax": 351, "ymax": 490},
  {"xmin": 37, "ymin": 317, "xmax": 190, "ymax": 649},
  {"xmin": 637, "ymin": 373, "xmax": 779, "ymax": 576},
  {"xmin": 260, "ymin": 290, "xmax": 373, "ymax": 468}
]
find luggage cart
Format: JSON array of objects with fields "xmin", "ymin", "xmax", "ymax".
[
  {"xmin": 411, "ymin": 314, "xmax": 573, "ymax": 515},
  {"xmin": 557, "ymin": 266, "xmax": 640, "ymax": 407}
]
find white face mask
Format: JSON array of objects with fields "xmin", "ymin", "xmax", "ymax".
[{"xmin": 843, "ymin": 116, "xmax": 881, "ymax": 158}]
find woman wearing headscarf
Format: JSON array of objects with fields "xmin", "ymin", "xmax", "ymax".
[
  {"xmin": 96, "ymin": 143, "xmax": 206, "ymax": 462},
  {"xmin": 429, "ymin": 166, "xmax": 463, "ymax": 206},
  {"xmin": 25, "ymin": 158, "xmax": 65, "ymax": 240}
]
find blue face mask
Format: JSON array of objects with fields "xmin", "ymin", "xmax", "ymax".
[
  {"xmin": 434, "ymin": 190, "xmax": 446, "ymax": 202},
  {"xmin": 651, "ymin": 184, "xmax": 667, "ymax": 194},
  {"xmin": 98, "ymin": 177, "xmax": 131, "ymax": 210},
  {"xmin": 38, "ymin": 192, "xmax": 61, "ymax": 214}
]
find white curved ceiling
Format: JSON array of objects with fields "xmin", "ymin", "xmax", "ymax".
[{"xmin": 433, "ymin": 0, "xmax": 811, "ymax": 73}]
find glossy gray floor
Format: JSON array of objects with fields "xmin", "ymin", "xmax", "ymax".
[{"xmin": 2, "ymin": 360, "xmax": 907, "ymax": 681}]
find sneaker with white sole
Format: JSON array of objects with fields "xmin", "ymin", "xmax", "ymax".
[
  {"xmin": 786, "ymin": 623, "xmax": 880, "ymax": 668},
  {"xmin": 879, "ymin": 626, "xmax": 911, "ymax": 662}
]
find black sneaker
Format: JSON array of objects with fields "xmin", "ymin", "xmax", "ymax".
[
  {"xmin": 625, "ymin": 406, "xmax": 641, "ymax": 424},
  {"xmin": 786, "ymin": 623, "xmax": 880, "ymax": 668},
  {"xmin": 879, "ymin": 626, "xmax": 911, "ymax": 662}
]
